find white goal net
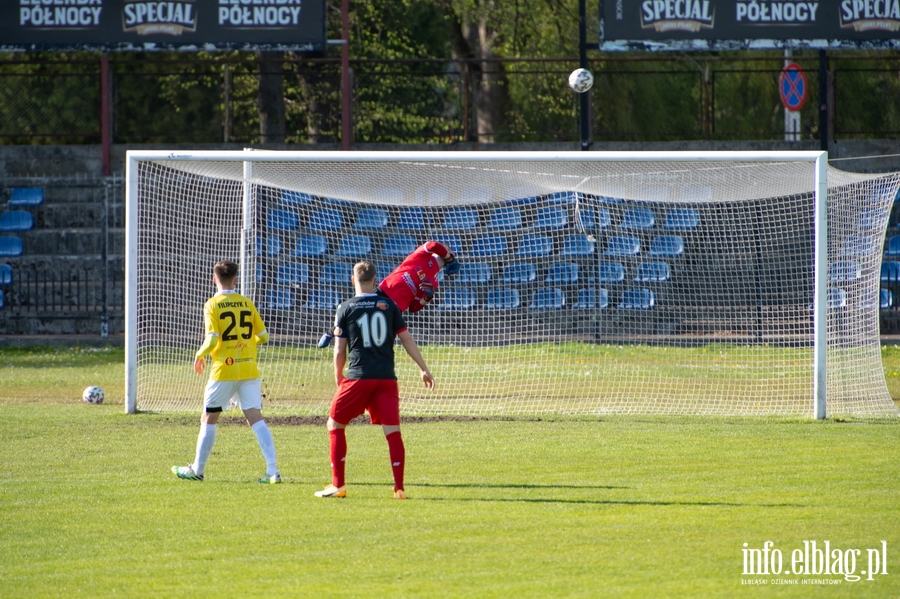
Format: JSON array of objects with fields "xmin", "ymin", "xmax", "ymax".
[{"xmin": 125, "ymin": 151, "xmax": 900, "ymax": 418}]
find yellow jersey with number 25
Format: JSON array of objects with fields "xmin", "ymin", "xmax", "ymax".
[{"xmin": 199, "ymin": 289, "xmax": 268, "ymax": 381}]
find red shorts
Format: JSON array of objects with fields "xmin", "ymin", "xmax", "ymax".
[{"xmin": 330, "ymin": 378, "xmax": 401, "ymax": 426}]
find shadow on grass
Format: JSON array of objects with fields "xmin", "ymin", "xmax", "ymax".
[
  {"xmin": 350, "ymin": 482, "xmax": 804, "ymax": 507},
  {"xmin": 414, "ymin": 497, "xmax": 806, "ymax": 508},
  {"xmin": 353, "ymin": 481, "xmax": 628, "ymax": 490}
]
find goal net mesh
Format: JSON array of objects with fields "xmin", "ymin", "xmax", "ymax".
[{"xmin": 131, "ymin": 154, "xmax": 900, "ymax": 417}]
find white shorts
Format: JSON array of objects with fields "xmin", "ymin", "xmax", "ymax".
[{"xmin": 203, "ymin": 378, "xmax": 262, "ymax": 412}]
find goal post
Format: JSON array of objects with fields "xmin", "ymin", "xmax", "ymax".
[{"xmin": 124, "ymin": 150, "xmax": 900, "ymax": 418}]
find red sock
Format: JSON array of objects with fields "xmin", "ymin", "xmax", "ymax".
[
  {"xmin": 329, "ymin": 428, "xmax": 347, "ymax": 488},
  {"xmin": 386, "ymin": 431, "xmax": 405, "ymax": 492}
]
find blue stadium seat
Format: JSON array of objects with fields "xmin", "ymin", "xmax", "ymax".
[
  {"xmin": 276, "ymin": 262, "xmax": 309, "ymax": 286},
  {"xmin": 598, "ymin": 261, "xmax": 625, "ymax": 284},
  {"xmin": 882, "ymin": 288, "xmax": 894, "ymax": 309},
  {"xmin": 267, "ymin": 209, "xmax": 298, "ymax": 231},
  {"xmin": 634, "ymin": 262, "xmax": 671, "ymax": 283},
  {"xmin": 545, "ymin": 261, "xmax": 579, "ymax": 284},
  {"xmin": 434, "ymin": 235, "xmax": 463, "ymax": 256},
  {"xmin": 605, "ymin": 236, "xmax": 640, "ymax": 257},
  {"xmin": 532, "ymin": 206, "xmax": 568, "ymax": 230},
  {"xmin": 0, "ymin": 289, "xmax": 4, "ymax": 309},
  {"xmin": 335, "ymin": 234, "xmax": 372, "ymax": 258},
  {"xmin": 267, "ymin": 289, "xmax": 295, "ymax": 310},
  {"xmin": 257, "ymin": 236, "xmax": 282, "ymax": 257},
  {"xmin": 663, "ymin": 209, "xmax": 700, "ymax": 231},
  {"xmin": 881, "ymin": 261, "xmax": 900, "ymax": 283},
  {"xmin": 560, "ymin": 235, "xmax": 595, "ymax": 257},
  {"xmin": 471, "ymin": 235, "xmax": 508, "ymax": 257},
  {"xmin": 487, "ymin": 207, "xmax": 523, "ymax": 230},
  {"xmin": 0, "ymin": 210, "xmax": 34, "ymax": 232},
  {"xmin": 546, "ymin": 191, "xmax": 578, "ymax": 204},
  {"xmin": 621, "ymin": 208, "xmax": 655, "ymax": 230},
  {"xmin": 885, "ymin": 236, "xmax": 900, "ymax": 257},
  {"xmin": 617, "ymin": 288, "xmax": 655, "ymax": 310},
  {"xmin": 441, "ymin": 208, "xmax": 479, "ymax": 230},
  {"xmin": 353, "ymin": 208, "xmax": 389, "ymax": 230},
  {"xmin": 308, "ymin": 208, "xmax": 344, "ymax": 231},
  {"xmin": 304, "ymin": 289, "xmax": 342, "ymax": 310},
  {"xmin": 437, "ymin": 287, "xmax": 477, "ymax": 310},
  {"xmin": 648, "ymin": 235, "xmax": 684, "ymax": 258},
  {"xmin": 840, "ymin": 235, "xmax": 878, "ymax": 258},
  {"xmin": 292, "ymin": 235, "xmax": 328, "ymax": 257},
  {"xmin": 455, "ymin": 262, "xmax": 492, "ymax": 284},
  {"xmin": 485, "ymin": 287, "xmax": 520, "ymax": 310},
  {"xmin": 529, "ymin": 287, "xmax": 565, "ymax": 310},
  {"xmin": 828, "ymin": 288, "xmax": 847, "ymax": 309},
  {"xmin": 0, "ymin": 236, "xmax": 23, "ymax": 258},
  {"xmin": 856, "ymin": 208, "xmax": 881, "ymax": 232},
  {"xmin": 578, "ymin": 208, "xmax": 610, "ymax": 230},
  {"xmin": 320, "ymin": 263, "xmax": 353, "ymax": 286},
  {"xmin": 9, "ymin": 188, "xmax": 43, "ymax": 207},
  {"xmin": 382, "ymin": 235, "xmax": 418, "ymax": 258},
  {"xmin": 396, "ymin": 207, "xmax": 425, "ymax": 230},
  {"xmin": 573, "ymin": 288, "xmax": 609, "ymax": 310},
  {"xmin": 280, "ymin": 190, "xmax": 314, "ymax": 206},
  {"xmin": 0, "ymin": 264, "xmax": 11, "ymax": 285},
  {"xmin": 517, "ymin": 234, "xmax": 553, "ymax": 257},
  {"xmin": 502, "ymin": 262, "xmax": 537, "ymax": 284},
  {"xmin": 376, "ymin": 262, "xmax": 400, "ymax": 279},
  {"xmin": 829, "ymin": 261, "xmax": 861, "ymax": 282}
]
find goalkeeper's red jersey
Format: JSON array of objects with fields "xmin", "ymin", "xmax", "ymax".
[{"xmin": 377, "ymin": 241, "xmax": 452, "ymax": 313}]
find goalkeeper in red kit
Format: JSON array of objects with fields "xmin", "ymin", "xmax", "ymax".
[{"xmin": 318, "ymin": 241, "xmax": 460, "ymax": 347}]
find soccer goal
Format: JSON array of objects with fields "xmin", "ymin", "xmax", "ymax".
[{"xmin": 125, "ymin": 150, "xmax": 900, "ymax": 418}]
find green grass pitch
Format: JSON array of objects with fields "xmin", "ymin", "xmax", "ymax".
[{"xmin": 2, "ymin": 346, "xmax": 900, "ymax": 597}]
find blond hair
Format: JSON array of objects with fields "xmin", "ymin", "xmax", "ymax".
[{"xmin": 353, "ymin": 261, "xmax": 376, "ymax": 284}]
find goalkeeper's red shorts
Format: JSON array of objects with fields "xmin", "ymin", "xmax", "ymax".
[{"xmin": 330, "ymin": 378, "xmax": 401, "ymax": 426}]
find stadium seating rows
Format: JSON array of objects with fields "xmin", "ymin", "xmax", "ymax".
[{"xmin": 257, "ymin": 198, "xmax": 693, "ymax": 311}]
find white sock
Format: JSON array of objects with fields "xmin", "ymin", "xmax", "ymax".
[
  {"xmin": 251, "ymin": 420, "xmax": 278, "ymax": 476},
  {"xmin": 192, "ymin": 423, "xmax": 217, "ymax": 475}
]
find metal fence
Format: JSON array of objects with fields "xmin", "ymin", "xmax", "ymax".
[{"xmin": 1, "ymin": 53, "xmax": 899, "ymax": 145}]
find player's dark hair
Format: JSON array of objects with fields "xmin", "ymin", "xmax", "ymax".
[
  {"xmin": 214, "ymin": 259, "xmax": 238, "ymax": 282},
  {"xmin": 354, "ymin": 261, "xmax": 376, "ymax": 283}
]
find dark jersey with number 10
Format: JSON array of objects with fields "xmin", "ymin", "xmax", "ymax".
[{"xmin": 333, "ymin": 293, "xmax": 408, "ymax": 380}]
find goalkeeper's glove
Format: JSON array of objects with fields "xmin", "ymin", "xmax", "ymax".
[
  {"xmin": 443, "ymin": 253, "xmax": 461, "ymax": 276},
  {"xmin": 419, "ymin": 280, "xmax": 435, "ymax": 303},
  {"xmin": 317, "ymin": 333, "xmax": 334, "ymax": 348}
]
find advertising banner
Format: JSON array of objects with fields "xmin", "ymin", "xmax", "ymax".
[
  {"xmin": 3, "ymin": 0, "xmax": 326, "ymax": 51},
  {"xmin": 601, "ymin": 0, "xmax": 900, "ymax": 50}
]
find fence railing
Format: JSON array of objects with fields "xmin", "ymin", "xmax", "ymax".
[
  {"xmin": 1, "ymin": 53, "xmax": 899, "ymax": 145},
  {"xmin": 3, "ymin": 266, "xmax": 122, "ymax": 315}
]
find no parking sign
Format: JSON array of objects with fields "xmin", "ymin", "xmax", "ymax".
[{"xmin": 779, "ymin": 63, "xmax": 807, "ymax": 112}]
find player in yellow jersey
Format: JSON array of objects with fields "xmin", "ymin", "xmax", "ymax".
[{"xmin": 172, "ymin": 259, "xmax": 281, "ymax": 484}]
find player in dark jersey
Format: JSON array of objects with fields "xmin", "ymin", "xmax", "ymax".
[
  {"xmin": 315, "ymin": 261, "xmax": 435, "ymax": 500},
  {"xmin": 316, "ymin": 241, "xmax": 460, "ymax": 348}
]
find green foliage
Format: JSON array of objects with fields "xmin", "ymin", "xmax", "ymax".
[
  {"xmin": 833, "ymin": 53, "xmax": 900, "ymax": 138},
  {"xmin": 1, "ymin": 25, "xmax": 899, "ymax": 144},
  {"xmin": 592, "ymin": 59, "xmax": 703, "ymax": 141}
]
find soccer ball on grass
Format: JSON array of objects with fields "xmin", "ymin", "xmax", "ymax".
[
  {"xmin": 568, "ymin": 68, "xmax": 594, "ymax": 93},
  {"xmin": 83, "ymin": 386, "xmax": 104, "ymax": 405}
]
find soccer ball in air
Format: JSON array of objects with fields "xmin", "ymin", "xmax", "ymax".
[
  {"xmin": 568, "ymin": 68, "xmax": 594, "ymax": 93},
  {"xmin": 83, "ymin": 386, "xmax": 104, "ymax": 405}
]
